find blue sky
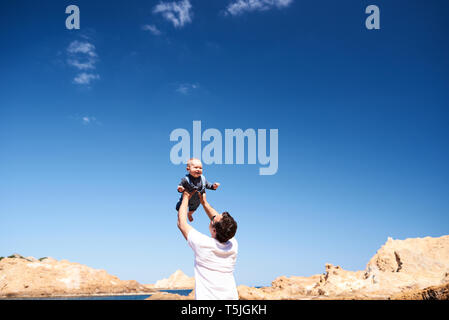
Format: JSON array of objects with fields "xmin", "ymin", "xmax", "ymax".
[{"xmin": 1, "ymin": 0, "xmax": 448, "ymax": 287}]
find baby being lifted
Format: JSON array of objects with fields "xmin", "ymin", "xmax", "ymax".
[{"xmin": 176, "ymin": 158, "xmax": 220, "ymax": 222}]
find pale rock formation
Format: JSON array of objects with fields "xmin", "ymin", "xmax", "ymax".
[
  {"xmin": 390, "ymin": 282, "xmax": 449, "ymax": 300},
  {"xmin": 363, "ymin": 236, "xmax": 449, "ymax": 291},
  {"xmin": 238, "ymin": 235, "xmax": 449, "ymax": 300},
  {"xmin": 151, "ymin": 270, "xmax": 195, "ymax": 289},
  {"xmin": 0, "ymin": 255, "xmax": 155, "ymax": 298}
]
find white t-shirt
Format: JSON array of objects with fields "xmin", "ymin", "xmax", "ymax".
[{"xmin": 187, "ymin": 228, "xmax": 238, "ymax": 300}]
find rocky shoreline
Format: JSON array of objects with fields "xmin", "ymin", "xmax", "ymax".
[
  {"xmin": 1, "ymin": 235, "xmax": 448, "ymax": 300},
  {"xmin": 234, "ymin": 235, "xmax": 449, "ymax": 300},
  {"xmin": 0, "ymin": 254, "xmax": 156, "ymax": 298}
]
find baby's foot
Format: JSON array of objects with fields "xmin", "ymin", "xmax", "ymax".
[{"xmin": 188, "ymin": 212, "xmax": 194, "ymax": 222}]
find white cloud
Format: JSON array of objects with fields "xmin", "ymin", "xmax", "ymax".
[
  {"xmin": 66, "ymin": 40, "xmax": 100, "ymax": 85},
  {"xmin": 67, "ymin": 41, "xmax": 97, "ymax": 57},
  {"xmin": 142, "ymin": 24, "xmax": 162, "ymax": 36},
  {"xmin": 225, "ymin": 0, "xmax": 293, "ymax": 16},
  {"xmin": 153, "ymin": 0, "xmax": 193, "ymax": 28},
  {"xmin": 80, "ymin": 116, "xmax": 101, "ymax": 125},
  {"xmin": 69, "ymin": 115, "xmax": 101, "ymax": 125},
  {"xmin": 67, "ymin": 58, "xmax": 96, "ymax": 70},
  {"xmin": 176, "ymin": 83, "xmax": 198, "ymax": 94},
  {"xmin": 82, "ymin": 116, "xmax": 95, "ymax": 124},
  {"xmin": 73, "ymin": 73, "xmax": 100, "ymax": 85}
]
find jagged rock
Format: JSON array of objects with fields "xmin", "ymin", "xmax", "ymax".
[
  {"xmin": 271, "ymin": 274, "xmax": 321, "ymax": 295},
  {"xmin": 390, "ymin": 282, "xmax": 449, "ymax": 300},
  {"xmin": 366, "ymin": 236, "xmax": 449, "ymax": 275},
  {"xmin": 152, "ymin": 270, "xmax": 194, "ymax": 289},
  {"xmin": 363, "ymin": 235, "xmax": 449, "ymax": 295},
  {"xmin": 25, "ymin": 257, "xmax": 38, "ymax": 262},
  {"xmin": 239, "ymin": 235, "xmax": 449, "ymax": 300},
  {"xmin": 237, "ymin": 285, "xmax": 273, "ymax": 300},
  {"xmin": 0, "ymin": 255, "xmax": 155, "ymax": 298}
]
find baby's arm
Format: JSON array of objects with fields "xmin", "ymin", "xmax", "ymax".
[
  {"xmin": 177, "ymin": 177, "xmax": 188, "ymax": 193},
  {"xmin": 205, "ymin": 179, "xmax": 220, "ymax": 190}
]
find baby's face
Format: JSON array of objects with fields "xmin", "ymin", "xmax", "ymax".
[{"xmin": 187, "ymin": 160, "xmax": 203, "ymax": 177}]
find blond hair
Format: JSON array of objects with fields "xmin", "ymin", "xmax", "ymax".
[{"xmin": 187, "ymin": 158, "xmax": 201, "ymax": 168}]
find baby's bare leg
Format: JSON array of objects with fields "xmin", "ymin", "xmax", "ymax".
[{"xmin": 188, "ymin": 210, "xmax": 195, "ymax": 222}]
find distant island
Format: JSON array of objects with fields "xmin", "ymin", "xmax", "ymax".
[{"xmin": 1, "ymin": 235, "xmax": 448, "ymax": 299}]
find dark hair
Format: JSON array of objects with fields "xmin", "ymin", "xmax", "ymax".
[{"xmin": 214, "ymin": 212, "xmax": 237, "ymax": 243}]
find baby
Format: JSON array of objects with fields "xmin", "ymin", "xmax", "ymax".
[{"xmin": 176, "ymin": 158, "xmax": 220, "ymax": 222}]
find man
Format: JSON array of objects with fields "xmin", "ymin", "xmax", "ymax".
[{"xmin": 177, "ymin": 190, "xmax": 238, "ymax": 300}]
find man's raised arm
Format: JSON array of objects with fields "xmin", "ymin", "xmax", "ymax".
[
  {"xmin": 198, "ymin": 192, "xmax": 219, "ymax": 220},
  {"xmin": 177, "ymin": 191, "xmax": 194, "ymax": 240}
]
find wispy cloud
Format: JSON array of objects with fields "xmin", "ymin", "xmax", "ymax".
[
  {"xmin": 67, "ymin": 58, "xmax": 96, "ymax": 70},
  {"xmin": 153, "ymin": 0, "xmax": 193, "ymax": 28},
  {"xmin": 66, "ymin": 40, "xmax": 100, "ymax": 85},
  {"xmin": 142, "ymin": 24, "xmax": 162, "ymax": 36},
  {"xmin": 81, "ymin": 116, "xmax": 98, "ymax": 125},
  {"xmin": 69, "ymin": 115, "xmax": 101, "ymax": 126},
  {"xmin": 176, "ymin": 83, "xmax": 199, "ymax": 95},
  {"xmin": 67, "ymin": 41, "xmax": 97, "ymax": 57},
  {"xmin": 225, "ymin": 0, "xmax": 293, "ymax": 16},
  {"xmin": 73, "ymin": 73, "xmax": 100, "ymax": 85}
]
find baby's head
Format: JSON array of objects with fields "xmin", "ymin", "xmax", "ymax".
[{"xmin": 187, "ymin": 158, "xmax": 203, "ymax": 178}]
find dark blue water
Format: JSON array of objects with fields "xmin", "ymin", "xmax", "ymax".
[{"xmin": 2, "ymin": 289, "xmax": 193, "ymax": 300}]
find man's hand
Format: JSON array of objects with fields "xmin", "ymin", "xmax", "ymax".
[
  {"xmin": 198, "ymin": 192, "xmax": 206, "ymax": 204},
  {"xmin": 183, "ymin": 190, "xmax": 196, "ymax": 200},
  {"xmin": 177, "ymin": 185, "xmax": 185, "ymax": 193},
  {"xmin": 198, "ymin": 192, "xmax": 219, "ymax": 220},
  {"xmin": 178, "ymin": 190, "xmax": 196, "ymax": 241},
  {"xmin": 212, "ymin": 183, "xmax": 220, "ymax": 190}
]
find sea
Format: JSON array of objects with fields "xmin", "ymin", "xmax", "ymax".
[{"xmin": 2, "ymin": 289, "xmax": 193, "ymax": 300}]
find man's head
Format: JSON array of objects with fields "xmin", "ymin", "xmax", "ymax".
[
  {"xmin": 209, "ymin": 212, "xmax": 237, "ymax": 243},
  {"xmin": 187, "ymin": 158, "xmax": 202, "ymax": 178}
]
